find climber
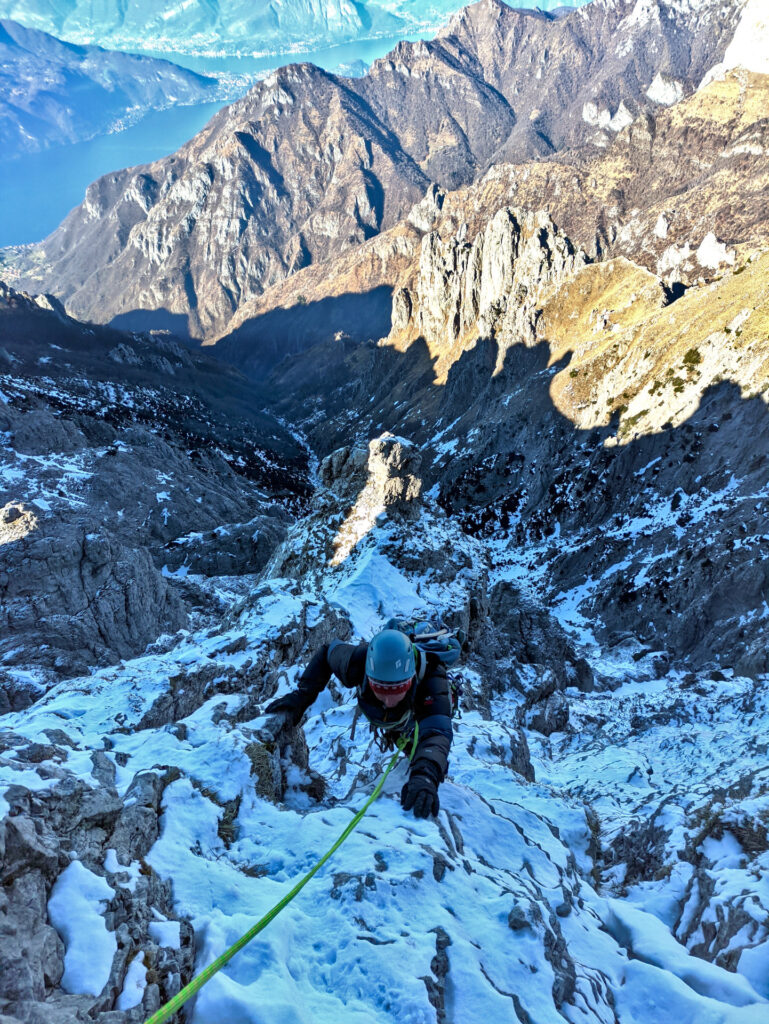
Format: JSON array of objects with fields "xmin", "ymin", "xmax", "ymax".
[{"xmin": 264, "ymin": 628, "xmax": 453, "ymax": 818}]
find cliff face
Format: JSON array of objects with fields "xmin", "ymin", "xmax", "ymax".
[
  {"xmin": 7, "ymin": 63, "xmax": 431, "ymax": 340},
  {"xmin": 218, "ymin": 68, "xmax": 769, "ymax": 370},
  {"xmin": 394, "ymin": 206, "xmax": 587, "ymax": 378},
  {"xmin": 0, "ymin": 283, "xmax": 309, "ymax": 691},
  {"xmin": 3, "ymin": 0, "xmax": 754, "ymax": 339}
]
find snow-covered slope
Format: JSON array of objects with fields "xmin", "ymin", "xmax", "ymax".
[{"xmin": 0, "ymin": 437, "xmax": 766, "ymax": 1023}]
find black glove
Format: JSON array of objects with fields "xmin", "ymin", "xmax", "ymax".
[
  {"xmin": 401, "ymin": 771, "xmax": 440, "ymax": 818},
  {"xmin": 264, "ymin": 690, "xmax": 309, "ymax": 726}
]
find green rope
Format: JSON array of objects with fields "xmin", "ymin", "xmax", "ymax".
[{"xmin": 144, "ymin": 723, "xmax": 419, "ymax": 1024}]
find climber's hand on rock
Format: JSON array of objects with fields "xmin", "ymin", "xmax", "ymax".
[
  {"xmin": 264, "ymin": 691, "xmax": 308, "ymax": 726},
  {"xmin": 401, "ymin": 772, "xmax": 439, "ymax": 818}
]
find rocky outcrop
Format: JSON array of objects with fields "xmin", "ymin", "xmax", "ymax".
[
  {"xmin": 402, "ymin": 206, "xmax": 586, "ymax": 365},
  {"xmin": 0, "ymin": 760, "xmax": 194, "ymax": 1023},
  {"xmin": 525, "ymin": 691, "xmax": 570, "ymax": 736},
  {"xmin": 1, "ymin": 526, "xmax": 185, "ymax": 679},
  {"xmin": 0, "ymin": 283, "xmax": 308, "ymax": 687},
  {"xmin": 270, "ymin": 434, "xmax": 424, "ymax": 579},
  {"xmin": 320, "ymin": 434, "xmax": 423, "ymax": 519}
]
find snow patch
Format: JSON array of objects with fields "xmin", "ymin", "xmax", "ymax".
[
  {"xmin": 48, "ymin": 861, "xmax": 117, "ymax": 997},
  {"xmin": 697, "ymin": 232, "xmax": 735, "ymax": 269},
  {"xmin": 116, "ymin": 954, "xmax": 147, "ymax": 1011},
  {"xmin": 149, "ymin": 919, "xmax": 182, "ymax": 949}
]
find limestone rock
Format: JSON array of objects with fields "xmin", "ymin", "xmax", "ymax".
[
  {"xmin": 0, "ymin": 769, "xmax": 194, "ymax": 1023},
  {"xmin": 526, "ymin": 692, "xmax": 570, "ymax": 736},
  {"xmin": 390, "ymin": 286, "xmax": 413, "ymax": 332},
  {"xmin": 411, "ymin": 207, "xmax": 587, "ymax": 359},
  {"xmin": 0, "ymin": 525, "xmax": 186, "ymax": 677},
  {"xmin": 488, "ymin": 581, "xmax": 595, "ymax": 695},
  {"xmin": 320, "ymin": 435, "xmax": 422, "ymax": 524},
  {"xmin": 407, "ymin": 184, "xmax": 446, "ymax": 233},
  {"xmin": 364, "ymin": 435, "xmax": 423, "ymax": 520}
]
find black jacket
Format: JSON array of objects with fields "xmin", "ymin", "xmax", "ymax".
[{"xmin": 295, "ymin": 640, "xmax": 453, "ymax": 780}]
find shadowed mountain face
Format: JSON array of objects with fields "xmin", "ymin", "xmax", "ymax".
[
  {"xmin": 3, "ymin": 0, "xmax": 751, "ymax": 339},
  {"xmin": 253, "ymin": 309, "xmax": 769, "ymax": 682},
  {"xmin": 0, "ymin": 283, "xmax": 310, "ymax": 689},
  {"xmin": 220, "ymin": 155, "xmax": 769, "ymax": 682}
]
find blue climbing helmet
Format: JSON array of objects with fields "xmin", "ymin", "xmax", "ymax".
[{"xmin": 365, "ymin": 628, "xmax": 416, "ymax": 708}]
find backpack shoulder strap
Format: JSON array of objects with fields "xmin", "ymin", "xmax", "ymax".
[{"xmin": 414, "ymin": 644, "xmax": 427, "ymax": 682}]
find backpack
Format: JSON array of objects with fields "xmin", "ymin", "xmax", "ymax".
[{"xmin": 385, "ymin": 617, "xmax": 465, "ymax": 719}]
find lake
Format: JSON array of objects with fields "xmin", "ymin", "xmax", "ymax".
[{"xmin": 0, "ymin": 33, "xmax": 427, "ymax": 248}]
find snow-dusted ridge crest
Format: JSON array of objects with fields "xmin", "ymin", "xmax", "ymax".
[{"xmin": 0, "ymin": 436, "xmax": 766, "ymax": 1023}]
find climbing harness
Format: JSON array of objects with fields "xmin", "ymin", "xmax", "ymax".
[{"xmin": 143, "ymin": 724, "xmax": 419, "ymax": 1024}]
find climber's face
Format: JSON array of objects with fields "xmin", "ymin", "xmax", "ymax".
[{"xmin": 367, "ymin": 675, "xmax": 415, "ymax": 708}]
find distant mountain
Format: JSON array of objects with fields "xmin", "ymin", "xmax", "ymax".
[
  {"xmin": 5, "ymin": 0, "xmax": 748, "ymax": 339},
  {"xmin": 217, "ymin": 69, "xmax": 769, "ymax": 371},
  {"xmin": 0, "ymin": 0, "xmax": 594, "ymax": 55},
  {"xmin": 0, "ymin": 18, "xmax": 219, "ymax": 159}
]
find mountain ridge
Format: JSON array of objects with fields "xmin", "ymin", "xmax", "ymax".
[
  {"xmin": 0, "ymin": 18, "xmax": 222, "ymax": 159},
  {"xmin": 214, "ymin": 68, "xmax": 769, "ymax": 374},
  {"xmin": 0, "ymin": 0, "xmax": 595, "ymax": 55},
  {"xmin": 3, "ymin": 0, "xmax": 752, "ymax": 339}
]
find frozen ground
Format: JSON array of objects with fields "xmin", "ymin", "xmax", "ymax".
[{"xmin": 1, "ymin": 506, "xmax": 767, "ymax": 1023}]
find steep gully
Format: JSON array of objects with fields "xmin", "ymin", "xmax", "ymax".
[
  {"xmin": 0, "ymin": 424, "xmax": 767, "ymax": 1023},
  {"xmin": 1, "ymin": 251, "xmax": 768, "ymax": 1022}
]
